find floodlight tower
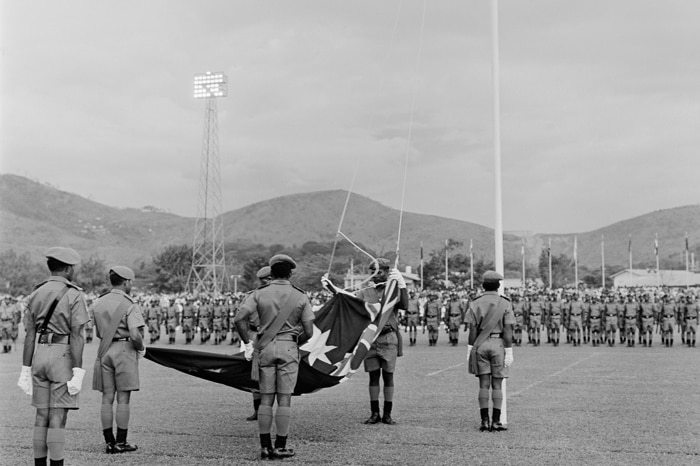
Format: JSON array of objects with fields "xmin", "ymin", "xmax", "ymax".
[{"xmin": 188, "ymin": 71, "xmax": 228, "ymax": 294}]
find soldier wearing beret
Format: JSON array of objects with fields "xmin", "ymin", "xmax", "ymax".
[
  {"xmin": 323, "ymin": 257, "xmax": 409, "ymax": 425},
  {"xmin": 18, "ymin": 247, "xmax": 90, "ymax": 466},
  {"xmin": 91, "ymin": 266, "xmax": 145, "ymax": 454},
  {"xmin": 465, "ymin": 271, "xmax": 515, "ymax": 432},
  {"xmin": 236, "ymin": 254, "xmax": 314, "ymax": 459}
]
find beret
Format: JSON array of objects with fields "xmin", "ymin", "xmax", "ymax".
[
  {"xmin": 45, "ymin": 247, "xmax": 81, "ymax": 265},
  {"xmin": 269, "ymin": 254, "xmax": 297, "ymax": 269},
  {"xmin": 256, "ymin": 266, "xmax": 272, "ymax": 279},
  {"xmin": 110, "ymin": 266, "xmax": 135, "ymax": 280},
  {"xmin": 482, "ymin": 270, "xmax": 504, "ymax": 282}
]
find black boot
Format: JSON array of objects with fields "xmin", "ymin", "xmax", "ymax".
[
  {"xmin": 113, "ymin": 428, "xmax": 137, "ymax": 453},
  {"xmin": 480, "ymin": 408, "xmax": 490, "ymax": 432},
  {"xmin": 365, "ymin": 400, "xmax": 381, "ymax": 424},
  {"xmin": 491, "ymin": 408, "xmax": 507, "ymax": 431},
  {"xmin": 382, "ymin": 401, "xmax": 396, "ymax": 424}
]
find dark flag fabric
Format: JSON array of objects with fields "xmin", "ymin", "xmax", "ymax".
[{"xmin": 145, "ymin": 281, "xmax": 400, "ymax": 396}]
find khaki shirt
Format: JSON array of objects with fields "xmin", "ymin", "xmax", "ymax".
[
  {"xmin": 236, "ymin": 279, "xmax": 313, "ymax": 336},
  {"xmin": 92, "ymin": 289, "xmax": 145, "ymax": 339},
  {"xmin": 464, "ymin": 291, "xmax": 516, "ymax": 334},
  {"xmin": 24, "ymin": 276, "xmax": 89, "ymax": 335}
]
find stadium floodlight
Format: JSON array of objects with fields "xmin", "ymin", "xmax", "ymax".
[{"xmin": 193, "ymin": 71, "xmax": 228, "ymax": 99}]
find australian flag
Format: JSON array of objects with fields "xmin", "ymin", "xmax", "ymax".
[{"xmin": 145, "ymin": 280, "xmax": 400, "ymax": 396}]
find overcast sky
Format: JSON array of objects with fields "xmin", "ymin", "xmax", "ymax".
[{"xmin": 2, "ymin": 0, "xmax": 698, "ymax": 234}]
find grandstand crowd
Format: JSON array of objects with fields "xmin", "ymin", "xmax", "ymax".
[{"xmin": 2, "ymin": 284, "xmax": 698, "ymax": 353}]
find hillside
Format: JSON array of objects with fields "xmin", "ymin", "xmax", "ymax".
[{"xmin": 1, "ymin": 174, "xmax": 697, "ymax": 271}]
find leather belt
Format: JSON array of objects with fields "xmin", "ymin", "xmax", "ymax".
[
  {"xmin": 275, "ymin": 334, "xmax": 298, "ymax": 343},
  {"xmin": 379, "ymin": 326, "xmax": 395, "ymax": 336},
  {"xmin": 489, "ymin": 333, "xmax": 502, "ymax": 338},
  {"xmin": 113, "ymin": 337, "xmax": 131, "ymax": 342},
  {"xmin": 38, "ymin": 333, "xmax": 70, "ymax": 344}
]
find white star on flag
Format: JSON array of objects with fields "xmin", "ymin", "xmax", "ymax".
[{"xmin": 300, "ymin": 324, "xmax": 337, "ymax": 366}]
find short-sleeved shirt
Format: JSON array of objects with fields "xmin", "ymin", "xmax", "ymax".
[
  {"xmin": 235, "ymin": 279, "xmax": 313, "ymax": 336},
  {"xmin": 92, "ymin": 289, "xmax": 145, "ymax": 339},
  {"xmin": 24, "ymin": 276, "xmax": 89, "ymax": 335},
  {"xmin": 464, "ymin": 291, "xmax": 516, "ymax": 334}
]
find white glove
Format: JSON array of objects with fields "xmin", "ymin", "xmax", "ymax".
[
  {"xmin": 66, "ymin": 367, "xmax": 86, "ymax": 395},
  {"xmin": 244, "ymin": 342, "xmax": 254, "ymax": 361},
  {"xmin": 137, "ymin": 346, "xmax": 147, "ymax": 358},
  {"xmin": 321, "ymin": 274, "xmax": 337, "ymax": 294},
  {"xmin": 504, "ymin": 348, "xmax": 514, "ymax": 367},
  {"xmin": 17, "ymin": 365, "xmax": 32, "ymax": 396},
  {"xmin": 388, "ymin": 269, "xmax": 406, "ymax": 289}
]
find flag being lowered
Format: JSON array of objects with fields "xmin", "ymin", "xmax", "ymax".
[{"xmin": 145, "ymin": 282, "xmax": 401, "ymax": 395}]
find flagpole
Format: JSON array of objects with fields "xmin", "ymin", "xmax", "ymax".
[
  {"xmin": 686, "ymin": 232, "xmax": 690, "ymax": 290},
  {"xmin": 445, "ymin": 239, "xmax": 449, "ymax": 286},
  {"xmin": 521, "ymin": 238, "xmax": 526, "ymax": 292},
  {"xmin": 601, "ymin": 235, "xmax": 605, "ymax": 289},
  {"xmin": 470, "ymin": 238, "xmax": 474, "ymax": 289},
  {"xmin": 548, "ymin": 237, "xmax": 552, "ymax": 290},
  {"xmin": 574, "ymin": 236, "xmax": 578, "ymax": 289},
  {"xmin": 628, "ymin": 234, "xmax": 632, "ymax": 273},
  {"xmin": 490, "ymin": 0, "xmax": 507, "ymax": 426},
  {"xmin": 655, "ymin": 233, "xmax": 660, "ymax": 286},
  {"xmin": 420, "ymin": 242, "xmax": 424, "ymax": 291}
]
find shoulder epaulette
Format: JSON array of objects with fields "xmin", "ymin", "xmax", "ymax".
[
  {"xmin": 33, "ymin": 280, "xmax": 48, "ymax": 291},
  {"xmin": 98, "ymin": 290, "xmax": 111, "ymax": 298},
  {"xmin": 500, "ymin": 295, "xmax": 511, "ymax": 302},
  {"xmin": 255, "ymin": 283, "xmax": 271, "ymax": 291},
  {"xmin": 66, "ymin": 281, "xmax": 84, "ymax": 292}
]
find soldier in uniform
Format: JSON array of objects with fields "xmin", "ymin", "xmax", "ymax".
[
  {"xmin": 549, "ymin": 296, "xmax": 563, "ymax": 346},
  {"xmin": 511, "ymin": 295, "xmax": 525, "ymax": 347},
  {"xmin": 84, "ymin": 299, "xmax": 95, "ymax": 344},
  {"xmin": 165, "ymin": 299, "xmax": 179, "ymax": 344},
  {"xmin": 181, "ymin": 298, "xmax": 196, "ymax": 344},
  {"xmin": 91, "ymin": 266, "xmax": 145, "ymax": 454},
  {"xmin": 603, "ymin": 296, "xmax": 619, "ymax": 346},
  {"xmin": 465, "ymin": 271, "xmax": 515, "ymax": 432},
  {"xmin": 242, "ymin": 266, "xmax": 272, "ymax": 421},
  {"xmin": 528, "ymin": 295, "xmax": 543, "ymax": 346},
  {"xmin": 568, "ymin": 295, "xmax": 584, "ymax": 347},
  {"xmin": 587, "ymin": 296, "xmax": 603, "ymax": 346},
  {"xmin": 405, "ymin": 291, "xmax": 421, "ymax": 346},
  {"xmin": 581, "ymin": 295, "xmax": 590, "ymax": 344},
  {"xmin": 236, "ymin": 254, "xmax": 314, "ymax": 459},
  {"xmin": 197, "ymin": 296, "xmax": 212, "ymax": 344},
  {"xmin": 18, "ymin": 247, "xmax": 89, "ymax": 466},
  {"xmin": 677, "ymin": 296, "xmax": 687, "ymax": 345},
  {"xmin": 11, "ymin": 296, "xmax": 26, "ymax": 349},
  {"xmin": 639, "ymin": 295, "xmax": 656, "ymax": 347},
  {"xmin": 424, "ymin": 293, "xmax": 441, "ymax": 346},
  {"xmin": 144, "ymin": 299, "xmax": 161, "ymax": 344},
  {"xmin": 323, "ymin": 257, "xmax": 407, "ymax": 426},
  {"xmin": 1, "ymin": 296, "xmax": 14, "ymax": 352},
  {"xmin": 227, "ymin": 295, "xmax": 240, "ymax": 346},
  {"xmin": 660, "ymin": 296, "xmax": 676, "ymax": 347},
  {"xmin": 445, "ymin": 293, "xmax": 465, "ymax": 346},
  {"xmin": 683, "ymin": 295, "xmax": 698, "ymax": 347},
  {"xmin": 623, "ymin": 295, "xmax": 640, "ymax": 347},
  {"xmin": 211, "ymin": 298, "xmax": 226, "ymax": 345}
]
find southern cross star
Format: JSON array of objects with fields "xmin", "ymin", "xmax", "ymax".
[{"xmin": 301, "ymin": 325, "xmax": 337, "ymax": 366}]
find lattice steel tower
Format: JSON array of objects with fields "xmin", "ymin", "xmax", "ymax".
[{"xmin": 188, "ymin": 71, "xmax": 227, "ymax": 294}]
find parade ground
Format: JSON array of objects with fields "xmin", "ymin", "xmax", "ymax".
[{"xmin": 1, "ymin": 329, "xmax": 699, "ymax": 466}]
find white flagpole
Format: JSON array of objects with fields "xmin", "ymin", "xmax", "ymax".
[
  {"xmin": 574, "ymin": 236, "xmax": 578, "ymax": 289},
  {"xmin": 470, "ymin": 238, "xmax": 474, "ymax": 289},
  {"xmin": 601, "ymin": 235, "xmax": 606, "ymax": 289},
  {"xmin": 655, "ymin": 233, "xmax": 660, "ymax": 286},
  {"xmin": 490, "ymin": 0, "xmax": 507, "ymax": 426}
]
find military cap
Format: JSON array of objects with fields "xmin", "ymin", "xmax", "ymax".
[
  {"xmin": 481, "ymin": 270, "xmax": 504, "ymax": 282},
  {"xmin": 45, "ymin": 247, "xmax": 81, "ymax": 265},
  {"xmin": 369, "ymin": 258, "xmax": 391, "ymax": 270},
  {"xmin": 256, "ymin": 266, "xmax": 272, "ymax": 279},
  {"xmin": 109, "ymin": 266, "xmax": 135, "ymax": 280},
  {"xmin": 269, "ymin": 254, "xmax": 297, "ymax": 269}
]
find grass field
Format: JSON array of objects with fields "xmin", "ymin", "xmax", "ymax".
[{"xmin": 1, "ymin": 329, "xmax": 699, "ymax": 465}]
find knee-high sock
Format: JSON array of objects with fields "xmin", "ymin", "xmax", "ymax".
[
  {"xmin": 275, "ymin": 406, "xmax": 291, "ymax": 438},
  {"xmin": 32, "ymin": 426, "xmax": 48, "ymax": 459},
  {"xmin": 101, "ymin": 404, "xmax": 114, "ymax": 430},
  {"xmin": 492, "ymin": 389, "xmax": 503, "ymax": 410},
  {"xmin": 383, "ymin": 386, "xmax": 394, "ymax": 403},
  {"xmin": 115, "ymin": 404, "xmax": 130, "ymax": 430},
  {"xmin": 46, "ymin": 428, "xmax": 65, "ymax": 461},
  {"xmin": 258, "ymin": 405, "xmax": 273, "ymax": 435},
  {"xmin": 478, "ymin": 388, "xmax": 490, "ymax": 409},
  {"xmin": 369, "ymin": 385, "xmax": 380, "ymax": 402}
]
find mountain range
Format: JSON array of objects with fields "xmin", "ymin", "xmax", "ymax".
[{"xmin": 1, "ymin": 174, "xmax": 698, "ymax": 271}]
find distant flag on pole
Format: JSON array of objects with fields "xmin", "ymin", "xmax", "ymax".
[
  {"xmin": 628, "ymin": 234, "xmax": 632, "ymax": 270},
  {"xmin": 686, "ymin": 232, "xmax": 689, "ymax": 252},
  {"xmin": 521, "ymin": 238, "xmax": 525, "ymax": 257},
  {"xmin": 573, "ymin": 236, "xmax": 578, "ymax": 261},
  {"xmin": 654, "ymin": 234, "xmax": 659, "ymax": 257}
]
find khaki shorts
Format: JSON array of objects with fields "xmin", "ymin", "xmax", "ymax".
[
  {"xmin": 364, "ymin": 331, "xmax": 398, "ymax": 373},
  {"xmin": 32, "ymin": 343, "xmax": 78, "ymax": 409},
  {"xmin": 475, "ymin": 336, "xmax": 509, "ymax": 379},
  {"xmin": 259, "ymin": 339, "xmax": 299, "ymax": 395},
  {"xmin": 101, "ymin": 341, "xmax": 140, "ymax": 392}
]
